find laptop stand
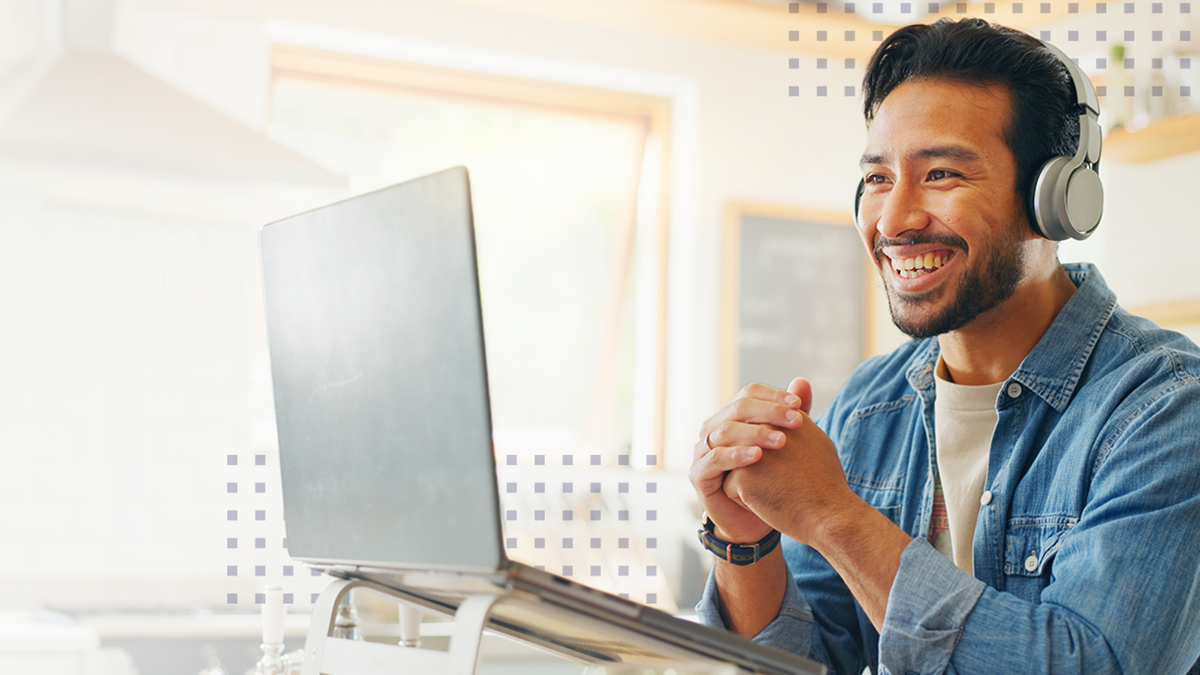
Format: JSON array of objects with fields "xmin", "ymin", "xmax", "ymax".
[
  {"xmin": 298, "ymin": 577, "xmax": 748, "ymax": 675},
  {"xmin": 300, "ymin": 577, "xmax": 503, "ymax": 675}
]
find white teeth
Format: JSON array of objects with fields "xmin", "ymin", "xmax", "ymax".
[{"xmin": 890, "ymin": 253, "xmax": 949, "ymax": 278}]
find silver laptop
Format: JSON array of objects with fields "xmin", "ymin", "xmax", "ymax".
[{"xmin": 259, "ymin": 166, "xmax": 825, "ymax": 674}]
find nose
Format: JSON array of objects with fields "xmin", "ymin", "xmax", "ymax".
[{"xmin": 867, "ymin": 179, "xmax": 931, "ymax": 241}]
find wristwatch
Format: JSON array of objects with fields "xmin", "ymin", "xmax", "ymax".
[{"xmin": 697, "ymin": 513, "xmax": 781, "ymax": 565}]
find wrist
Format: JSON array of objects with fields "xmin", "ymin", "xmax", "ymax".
[
  {"xmin": 702, "ymin": 506, "xmax": 773, "ymax": 543},
  {"xmin": 810, "ymin": 491, "xmax": 872, "ymax": 550},
  {"xmin": 712, "ymin": 523, "xmax": 774, "ymax": 544},
  {"xmin": 811, "ymin": 494, "xmax": 900, "ymax": 557}
]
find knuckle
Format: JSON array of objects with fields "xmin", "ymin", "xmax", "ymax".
[
  {"xmin": 730, "ymin": 397, "xmax": 752, "ymax": 418},
  {"xmin": 749, "ymin": 381, "xmax": 782, "ymax": 400},
  {"xmin": 711, "ymin": 421, "xmax": 735, "ymax": 445},
  {"xmin": 706, "ymin": 422, "xmax": 722, "ymax": 443}
]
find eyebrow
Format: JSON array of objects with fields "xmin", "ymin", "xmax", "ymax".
[{"xmin": 859, "ymin": 145, "xmax": 982, "ymax": 168}]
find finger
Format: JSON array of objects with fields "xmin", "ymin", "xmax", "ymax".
[
  {"xmin": 697, "ymin": 385, "xmax": 805, "ymax": 449},
  {"xmin": 722, "ymin": 469, "xmax": 751, "ymax": 506},
  {"xmin": 723, "ymin": 396, "xmax": 804, "ymax": 429},
  {"xmin": 694, "ymin": 424, "xmax": 778, "ymax": 461},
  {"xmin": 740, "ymin": 382, "xmax": 805, "ymax": 410},
  {"xmin": 688, "ymin": 446, "xmax": 761, "ymax": 495},
  {"xmin": 707, "ymin": 421, "xmax": 787, "ymax": 452},
  {"xmin": 722, "ymin": 477, "xmax": 748, "ymax": 510},
  {"xmin": 787, "ymin": 377, "xmax": 814, "ymax": 415}
]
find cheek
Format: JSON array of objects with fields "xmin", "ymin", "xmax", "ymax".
[{"xmin": 856, "ymin": 221, "xmax": 879, "ymax": 261}]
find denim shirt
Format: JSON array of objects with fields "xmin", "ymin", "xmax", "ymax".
[{"xmin": 697, "ymin": 263, "xmax": 1200, "ymax": 675}]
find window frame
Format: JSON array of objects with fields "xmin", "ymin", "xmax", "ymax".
[{"xmin": 269, "ymin": 44, "xmax": 673, "ymax": 464}]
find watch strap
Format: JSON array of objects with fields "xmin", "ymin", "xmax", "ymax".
[{"xmin": 697, "ymin": 515, "xmax": 781, "ymax": 565}]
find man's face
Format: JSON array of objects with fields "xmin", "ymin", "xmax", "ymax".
[{"xmin": 857, "ymin": 79, "xmax": 1031, "ymax": 339}]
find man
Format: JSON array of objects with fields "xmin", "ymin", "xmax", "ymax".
[{"xmin": 689, "ymin": 18, "xmax": 1200, "ymax": 675}]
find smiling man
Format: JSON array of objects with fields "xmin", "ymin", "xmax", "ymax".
[{"xmin": 689, "ymin": 18, "xmax": 1200, "ymax": 675}]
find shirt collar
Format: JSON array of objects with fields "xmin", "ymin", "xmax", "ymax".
[
  {"xmin": 903, "ymin": 263, "xmax": 1117, "ymax": 413},
  {"xmin": 1009, "ymin": 262, "xmax": 1117, "ymax": 413}
]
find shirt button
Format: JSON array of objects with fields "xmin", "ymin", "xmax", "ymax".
[
  {"xmin": 980, "ymin": 490, "xmax": 994, "ymax": 505},
  {"xmin": 1007, "ymin": 382, "xmax": 1022, "ymax": 398},
  {"xmin": 1025, "ymin": 552, "xmax": 1039, "ymax": 572}
]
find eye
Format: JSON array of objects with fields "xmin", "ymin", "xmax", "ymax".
[
  {"xmin": 928, "ymin": 169, "xmax": 958, "ymax": 181},
  {"xmin": 864, "ymin": 173, "xmax": 890, "ymax": 185}
]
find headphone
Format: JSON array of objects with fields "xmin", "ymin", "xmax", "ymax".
[{"xmin": 853, "ymin": 39, "xmax": 1104, "ymax": 241}]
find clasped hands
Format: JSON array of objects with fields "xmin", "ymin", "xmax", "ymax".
[{"xmin": 688, "ymin": 377, "xmax": 855, "ymax": 550}]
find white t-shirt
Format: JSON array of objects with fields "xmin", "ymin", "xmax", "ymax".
[{"xmin": 929, "ymin": 358, "xmax": 1003, "ymax": 574}]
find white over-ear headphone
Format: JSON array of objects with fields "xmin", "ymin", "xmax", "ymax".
[
  {"xmin": 853, "ymin": 38, "xmax": 1104, "ymax": 241},
  {"xmin": 1030, "ymin": 40, "xmax": 1104, "ymax": 241}
]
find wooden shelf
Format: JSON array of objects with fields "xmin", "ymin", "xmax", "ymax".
[
  {"xmin": 1104, "ymin": 111, "xmax": 1200, "ymax": 163},
  {"xmin": 1130, "ymin": 299, "xmax": 1200, "ymax": 328}
]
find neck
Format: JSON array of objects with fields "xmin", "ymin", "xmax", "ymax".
[{"xmin": 937, "ymin": 263, "xmax": 1077, "ymax": 386}]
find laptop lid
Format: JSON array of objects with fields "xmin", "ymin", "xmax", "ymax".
[{"xmin": 260, "ymin": 166, "xmax": 505, "ymax": 574}]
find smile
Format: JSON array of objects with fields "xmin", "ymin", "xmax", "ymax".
[{"xmin": 888, "ymin": 251, "xmax": 954, "ymax": 279}]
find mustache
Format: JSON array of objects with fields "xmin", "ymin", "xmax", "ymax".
[{"xmin": 873, "ymin": 232, "xmax": 969, "ymax": 259}]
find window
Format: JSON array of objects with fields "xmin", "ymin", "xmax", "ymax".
[{"xmin": 266, "ymin": 46, "xmax": 673, "ymax": 606}]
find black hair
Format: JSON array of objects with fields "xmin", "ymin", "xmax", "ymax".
[{"xmin": 862, "ymin": 18, "xmax": 1080, "ymax": 224}]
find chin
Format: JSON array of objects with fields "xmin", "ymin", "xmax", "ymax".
[
  {"xmin": 889, "ymin": 312, "xmax": 945, "ymax": 340},
  {"xmin": 885, "ymin": 289, "xmax": 969, "ymax": 339}
]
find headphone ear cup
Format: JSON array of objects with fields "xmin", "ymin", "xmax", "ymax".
[
  {"xmin": 1064, "ymin": 165, "xmax": 1104, "ymax": 238},
  {"xmin": 1032, "ymin": 156, "xmax": 1074, "ymax": 241},
  {"xmin": 1032, "ymin": 156, "xmax": 1103, "ymax": 241}
]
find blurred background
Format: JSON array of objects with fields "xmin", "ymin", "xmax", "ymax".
[{"xmin": 0, "ymin": 0, "xmax": 1197, "ymax": 673}]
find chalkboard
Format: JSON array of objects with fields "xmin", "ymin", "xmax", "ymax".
[{"xmin": 721, "ymin": 205, "xmax": 869, "ymax": 420}]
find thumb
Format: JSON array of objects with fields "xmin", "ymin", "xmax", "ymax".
[{"xmin": 787, "ymin": 377, "xmax": 814, "ymax": 415}]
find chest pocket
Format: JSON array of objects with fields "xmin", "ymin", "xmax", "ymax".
[
  {"xmin": 1003, "ymin": 520, "xmax": 1075, "ymax": 600},
  {"xmin": 837, "ymin": 397, "xmax": 920, "ymax": 525}
]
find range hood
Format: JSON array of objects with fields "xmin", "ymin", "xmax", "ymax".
[{"xmin": 0, "ymin": 0, "xmax": 343, "ymax": 187}]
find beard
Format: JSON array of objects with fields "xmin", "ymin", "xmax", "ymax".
[{"xmin": 875, "ymin": 228, "xmax": 1025, "ymax": 339}]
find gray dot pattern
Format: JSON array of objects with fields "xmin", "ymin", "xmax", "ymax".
[
  {"xmin": 499, "ymin": 452, "xmax": 670, "ymax": 606},
  {"xmin": 785, "ymin": 2, "xmax": 1196, "ymax": 100},
  {"xmin": 226, "ymin": 452, "xmax": 324, "ymax": 607}
]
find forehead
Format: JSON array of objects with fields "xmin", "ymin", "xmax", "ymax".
[{"xmin": 862, "ymin": 79, "xmax": 1014, "ymax": 163}]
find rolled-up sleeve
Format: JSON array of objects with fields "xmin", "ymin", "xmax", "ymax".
[
  {"xmin": 695, "ymin": 547, "xmax": 868, "ymax": 674},
  {"xmin": 696, "ymin": 563, "xmax": 817, "ymax": 658},
  {"xmin": 878, "ymin": 539, "xmax": 985, "ymax": 674}
]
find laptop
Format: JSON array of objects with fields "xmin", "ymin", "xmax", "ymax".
[{"xmin": 259, "ymin": 166, "xmax": 825, "ymax": 674}]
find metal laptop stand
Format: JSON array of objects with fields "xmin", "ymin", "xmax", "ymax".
[
  {"xmin": 299, "ymin": 576, "xmax": 744, "ymax": 675},
  {"xmin": 301, "ymin": 577, "xmax": 503, "ymax": 675}
]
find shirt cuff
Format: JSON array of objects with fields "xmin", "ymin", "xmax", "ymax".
[
  {"xmin": 695, "ymin": 562, "xmax": 817, "ymax": 658},
  {"xmin": 879, "ymin": 538, "xmax": 987, "ymax": 674}
]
